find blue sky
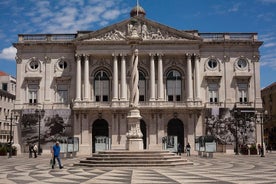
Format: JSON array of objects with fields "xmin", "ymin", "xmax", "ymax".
[{"xmin": 0, "ymin": 0, "xmax": 275, "ymax": 88}]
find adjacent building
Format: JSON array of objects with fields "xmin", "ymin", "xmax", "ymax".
[
  {"xmin": 13, "ymin": 6, "xmax": 263, "ymax": 155},
  {"xmin": 261, "ymin": 82, "xmax": 276, "ymax": 150},
  {"xmin": 0, "ymin": 71, "xmax": 16, "ymax": 145}
]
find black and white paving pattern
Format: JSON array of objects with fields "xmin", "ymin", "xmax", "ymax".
[{"xmin": 0, "ymin": 153, "xmax": 276, "ymax": 184}]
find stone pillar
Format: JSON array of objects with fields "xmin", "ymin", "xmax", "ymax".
[
  {"xmin": 84, "ymin": 55, "xmax": 90, "ymax": 101},
  {"xmin": 120, "ymin": 54, "xmax": 127, "ymax": 100},
  {"xmin": 150, "ymin": 54, "xmax": 156, "ymax": 101},
  {"xmin": 15, "ymin": 56, "xmax": 22, "ymax": 102},
  {"xmin": 157, "ymin": 54, "xmax": 164, "ymax": 100},
  {"xmin": 186, "ymin": 54, "xmax": 193, "ymax": 101},
  {"xmin": 44, "ymin": 57, "xmax": 51, "ymax": 102},
  {"xmin": 76, "ymin": 55, "xmax": 81, "ymax": 101},
  {"xmin": 194, "ymin": 54, "xmax": 200, "ymax": 100},
  {"xmin": 112, "ymin": 54, "xmax": 118, "ymax": 101},
  {"xmin": 126, "ymin": 49, "xmax": 143, "ymax": 151}
]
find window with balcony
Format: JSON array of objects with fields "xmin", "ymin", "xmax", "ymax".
[
  {"xmin": 166, "ymin": 70, "xmax": 181, "ymax": 102},
  {"xmin": 94, "ymin": 70, "xmax": 110, "ymax": 102},
  {"xmin": 139, "ymin": 71, "xmax": 146, "ymax": 101},
  {"xmin": 28, "ymin": 84, "xmax": 38, "ymax": 104}
]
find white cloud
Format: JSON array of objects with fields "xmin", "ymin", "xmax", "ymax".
[
  {"xmin": 228, "ymin": 3, "xmax": 241, "ymax": 12},
  {"xmin": 263, "ymin": 43, "xmax": 276, "ymax": 48},
  {"xmin": 0, "ymin": 46, "xmax": 17, "ymax": 60},
  {"xmin": 21, "ymin": 0, "xmax": 127, "ymax": 33}
]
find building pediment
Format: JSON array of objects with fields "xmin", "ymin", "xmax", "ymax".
[{"xmin": 75, "ymin": 17, "xmax": 202, "ymax": 42}]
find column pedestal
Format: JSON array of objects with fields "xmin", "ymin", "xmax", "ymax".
[{"xmin": 126, "ymin": 109, "xmax": 143, "ymax": 151}]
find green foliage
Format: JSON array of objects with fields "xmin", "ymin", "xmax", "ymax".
[{"xmin": 21, "ymin": 114, "xmax": 38, "ymax": 128}]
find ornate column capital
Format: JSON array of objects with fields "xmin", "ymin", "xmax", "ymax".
[
  {"xmin": 186, "ymin": 53, "xmax": 192, "ymax": 59},
  {"xmin": 15, "ymin": 55, "xmax": 22, "ymax": 64}
]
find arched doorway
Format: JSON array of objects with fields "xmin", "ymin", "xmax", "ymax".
[
  {"xmin": 167, "ymin": 119, "xmax": 184, "ymax": 151},
  {"xmin": 140, "ymin": 120, "xmax": 147, "ymax": 149},
  {"xmin": 92, "ymin": 119, "xmax": 109, "ymax": 153}
]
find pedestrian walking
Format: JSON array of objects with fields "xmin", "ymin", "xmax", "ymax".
[
  {"xmin": 258, "ymin": 144, "xmax": 261, "ymax": 155},
  {"xmin": 33, "ymin": 144, "xmax": 38, "ymax": 158},
  {"xmin": 177, "ymin": 143, "xmax": 182, "ymax": 156},
  {"xmin": 186, "ymin": 142, "xmax": 191, "ymax": 156},
  {"xmin": 51, "ymin": 141, "xmax": 63, "ymax": 169},
  {"xmin": 29, "ymin": 143, "xmax": 33, "ymax": 158}
]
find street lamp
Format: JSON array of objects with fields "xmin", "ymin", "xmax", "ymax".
[
  {"xmin": 35, "ymin": 108, "xmax": 45, "ymax": 155},
  {"xmin": 260, "ymin": 110, "xmax": 268, "ymax": 157},
  {"xmin": 5, "ymin": 110, "xmax": 18, "ymax": 158},
  {"xmin": 234, "ymin": 109, "xmax": 241, "ymax": 155}
]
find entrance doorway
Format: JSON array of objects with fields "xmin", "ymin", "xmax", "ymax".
[
  {"xmin": 167, "ymin": 119, "xmax": 184, "ymax": 151},
  {"xmin": 140, "ymin": 120, "xmax": 147, "ymax": 149},
  {"xmin": 92, "ymin": 119, "xmax": 109, "ymax": 153}
]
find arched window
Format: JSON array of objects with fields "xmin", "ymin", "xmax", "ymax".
[
  {"xmin": 139, "ymin": 71, "xmax": 146, "ymax": 101},
  {"xmin": 94, "ymin": 70, "xmax": 110, "ymax": 102},
  {"xmin": 166, "ymin": 70, "xmax": 181, "ymax": 101}
]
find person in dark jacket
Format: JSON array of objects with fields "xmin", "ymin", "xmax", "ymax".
[{"xmin": 186, "ymin": 143, "xmax": 191, "ymax": 156}]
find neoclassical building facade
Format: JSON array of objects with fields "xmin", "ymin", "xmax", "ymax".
[{"xmin": 14, "ymin": 6, "xmax": 263, "ymax": 155}]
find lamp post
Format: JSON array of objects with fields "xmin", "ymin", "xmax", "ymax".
[
  {"xmin": 35, "ymin": 108, "xmax": 45, "ymax": 155},
  {"xmin": 234, "ymin": 109, "xmax": 241, "ymax": 155},
  {"xmin": 260, "ymin": 110, "xmax": 267, "ymax": 157},
  {"xmin": 5, "ymin": 110, "xmax": 18, "ymax": 158}
]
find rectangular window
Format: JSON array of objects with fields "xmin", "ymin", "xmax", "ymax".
[
  {"xmin": 95, "ymin": 80, "xmax": 109, "ymax": 102},
  {"xmin": 208, "ymin": 83, "xmax": 218, "ymax": 103},
  {"xmin": 167, "ymin": 80, "xmax": 181, "ymax": 101},
  {"xmin": 28, "ymin": 84, "xmax": 38, "ymax": 104},
  {"xmin": 138, "ymin": 80, "xmax": 145, "ymax": 101},
  {"xmin": 2, "ymin": 83, "xmax": 8, "ymax": 91},
  {"xmin": 238, "ymin": 83, "xmax": 248, "ymax": 103},
  {"xmin": 57, "ymin": 85, "xmax": 68, "ymax": 103}
]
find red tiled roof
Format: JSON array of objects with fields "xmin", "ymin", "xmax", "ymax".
[{"xmin": 0, "ymin": 71, "xmax": 9, "ymax": 76}]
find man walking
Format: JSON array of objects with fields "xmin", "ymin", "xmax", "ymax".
[
  {"xmin": 51, "ymin": 141, "xmax": 63, "ymax": 169},
  {"xmin": 33, "ymin": 144, "xmax": 38, "ymax": 158}
]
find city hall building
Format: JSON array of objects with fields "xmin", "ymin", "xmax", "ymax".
[{"xmin": 14, "ymin": 6, "xmax": 263, "ymax": 155}]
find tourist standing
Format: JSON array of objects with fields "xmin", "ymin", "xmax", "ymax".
[{"xmin": 186, "ymin": 143, "xmax": 191, "ymax": 156}]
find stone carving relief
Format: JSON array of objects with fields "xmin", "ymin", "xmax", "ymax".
[{"xmin": 87, "ymin": 21, "xmax": 186, "ymax": 41}]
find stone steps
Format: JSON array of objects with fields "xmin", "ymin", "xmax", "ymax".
[{"xmin": 75, "ymin": 150, "xmax": 193, "ymax": 167}]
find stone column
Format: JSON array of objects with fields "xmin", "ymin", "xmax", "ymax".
[
  {"xmin": 194, "ymin": 54, "xmax": 200, "ymax": 100},
  {"xmin": 157, "ymin": 54, "xmax": 164, "ymax": 100},
  {"xmin": 150, "ymin": 54, "xmax": 156, "ymax": 101},
  {"xmin": 126, "ymin": 49, "xmax": 143, "ymax": 151},
  {"xmin": 76, "ymin": 55, "xmax": 81, "ymax": 101},
  {"xmin": 15, "ymin": 56, "xmax": 22, "ymax": 102},
  {"xmin": 112, "ymin": 54, "xmax": 118, "ymax": 101},
  {"xmin": 186, "ymin": 54, "xmax": 193, "ymax": 101},
  {"xmin": 44, "ymin": 57, "xmax": 51, "ymax": 102},
  {"xmin": 84, "ymin": 55, "xmax": 90, "ymax": 101},
  {"xmin": 120, "ymin": 54, "xmax": 127, "ymax": 100}
]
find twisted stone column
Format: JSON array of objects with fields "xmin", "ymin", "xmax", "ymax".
[{"xmin": 130, "ymin": 49, "xmax": 139, "ymax": 108}]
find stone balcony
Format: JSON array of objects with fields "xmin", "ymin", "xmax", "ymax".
[{"xmin": 72, "ymin": 100, "xmax": 204, "ymax": 110}]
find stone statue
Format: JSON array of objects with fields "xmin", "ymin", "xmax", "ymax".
[{"xmin": 129, "ymin": 49, "xmax": 139, "ymax": 108}]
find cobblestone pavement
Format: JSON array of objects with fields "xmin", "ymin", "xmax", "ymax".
[{"xmin": 0, "ymin": 152, "xmax": 276, "ymax": 184}]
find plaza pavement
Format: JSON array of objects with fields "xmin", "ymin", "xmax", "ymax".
[{"xmin": 0, "ymin": 152, "xmax": 276, "ymax": 184}]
